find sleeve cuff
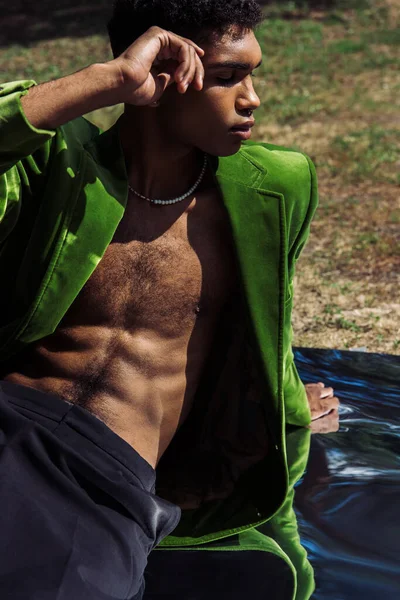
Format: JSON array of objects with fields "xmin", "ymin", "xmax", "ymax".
[{"xmin": 0, "ymin": 81, "xmax": 55, "ymax": 165}]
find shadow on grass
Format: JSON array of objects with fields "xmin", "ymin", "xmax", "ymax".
[
  {"xmin": 0, "ymin": 0, "xmax": 112, "ymax": 47},
  {"xmin": 0, "ymin": 0, "xmax": 361, "ymax": 48},
  {"xmin": 0, "ymin": 0, "xmax": 352, "ymax": 48}
]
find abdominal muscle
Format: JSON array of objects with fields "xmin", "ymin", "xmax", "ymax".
[{"xmin": 2, "ymin": 321, "xmax": 214, "ymax": 469}]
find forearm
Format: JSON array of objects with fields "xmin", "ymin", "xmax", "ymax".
[{"xmin": 20, "ymin": 63, "xmax": 122, "ymax": 131}]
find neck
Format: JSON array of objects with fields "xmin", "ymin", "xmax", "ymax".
[{"xmin": 118, "ymin": 105, "xmax": 205, "ymax": 201}]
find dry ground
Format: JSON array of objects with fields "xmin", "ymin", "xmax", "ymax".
[
  {"xmin": 254, "ymin": 0, "xmax": 400, "ymax": 354},
  {"xmin": 259, "ymin": 119, "xmax": 400, "ymax": 353}
]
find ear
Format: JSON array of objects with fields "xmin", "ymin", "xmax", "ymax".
[
  {"xmin": 156, "ymin": 71, "xmax": 174, "ymax": 91},
  {"xmin": 148, "ymin": 66, "xmax": 174, "ymax": 105},
  {"xmin": 154, "ymin": 58, "xmax": 179, "ymax": 88}
]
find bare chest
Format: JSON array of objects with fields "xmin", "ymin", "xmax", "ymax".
[{"xmin": 61, "ymin": 189, "xmax": 237, "ymax": 334}]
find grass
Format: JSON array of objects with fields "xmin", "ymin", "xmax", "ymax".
[
  {"xmin": 1, "ymin": 0, "xmax": 399, "ymax": 354},
  {"xmin": 0, "ymin": 36, "xmax": 111, "ymax": 82},
  {"xmin": 330, "ymin": 127, "xmax": 400, "ymax": 183},
  {"xmin": 254, "ymin": 0, "xmax": 400, "ymax": 355}
]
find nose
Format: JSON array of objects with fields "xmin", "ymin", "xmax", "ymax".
[{"xmin": 236, "ymin": 77, "xmax": 261, "ymax": 114}]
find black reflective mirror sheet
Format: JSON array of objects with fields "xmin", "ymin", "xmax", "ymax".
[{"xmin": 294, "ymin": 347, "xmax": 400, "ymax": 599}]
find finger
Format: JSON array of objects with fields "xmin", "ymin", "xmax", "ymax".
[
  {"xmin": 155, "ymin": 32, "xmax": 189, "ymax": 76},
  {"xmin": 154, "ymin": 44, "xmax": 198, "ymax": 95},
  {"xmin": 179, "ymin": 45, "xmax": 197, "ymax": 92},
  {"xmin": 321, "ymin": 395, "xmax": 340, "ymax": 411},
  {"xmin": 310, "ymin": 408, "xmax": 339, "ymax": 435},
  {"xmin": 164, "ymin": 31, "xmax": 202, "ymax": 73},
  {"xmin": 188, "ymin": 46, "xmax": 204, "ymax": 90},
  {"xmin": 305, "ymin": 383, "xmax": 323, "ymax": 392},
  {"xmin": 306, "ymin": 382, "xmax": 325, "ymax": 393},
  {"xmin": 310, "ymin": 396, "xmax": 340, "ymax": 420},
  {"xmin": 167, "ymin": 30, "xmax": 205, "ymax": 57},
  {"xmin": 310, "ymin": 406, "xmax": 338, "ymax": 422},
  {"xmin": 320, "ymin": 387, "xmax": 334, "ymax": 398},
  {"xmin": 305, "ymin": 383, "xmax": 328, "ymax": 401},
  {"xmin": 193, "ymin": 53, "xmax": 205, "ymax": 90},
  {"xmin": 184, "ymin": 39, "xmax": 205, "ymax": 57},
  {"xmin": 173, "ymin": 42, "xmax": 191, "ymax": 89},
  {"xmin": 311, "ymin": 406, "xmax": 332, "ymax": 420}
]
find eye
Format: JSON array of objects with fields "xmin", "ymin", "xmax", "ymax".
[
  {"xmin": 217, "ymin": 74, "xmax": 235, "ymax": 84},
  {"xmin": 217, "ymin": 72, "xmax": 257, "ymax": 86}
]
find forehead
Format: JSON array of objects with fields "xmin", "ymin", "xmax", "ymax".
[{"xmin": 202, "ymin": 29, "xmax": 262, "ymax": 67}]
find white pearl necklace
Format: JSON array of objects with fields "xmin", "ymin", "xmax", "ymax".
[{"xmin": 128, "ymin": 153, "xmax": 208, "ymax": 205}]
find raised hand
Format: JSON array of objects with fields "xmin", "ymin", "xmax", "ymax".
[{"xmin": 109, "ymin": 26, "xmax": 206, "ymax": 106}]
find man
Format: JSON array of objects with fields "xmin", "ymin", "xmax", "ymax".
[{"xmin": 0, "ymin": 0, "xmax": 339, "ymax": 598}]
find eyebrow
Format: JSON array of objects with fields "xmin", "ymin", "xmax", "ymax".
[{"xmin": 208, "ymin": 59, "xmax": 263, "ymax": 70}]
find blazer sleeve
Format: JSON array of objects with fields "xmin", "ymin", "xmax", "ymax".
[
  {"xmin": 0, "ymin": 80, "xmax": 56, "ymax": 242},
  {"xmin": 283, "ymin": 154, "xmax": 319, "ymax": 427}
]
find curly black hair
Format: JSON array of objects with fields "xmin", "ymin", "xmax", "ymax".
[{"xmin": 107, "ymin": 0, "xmax": 264, "ymax": 58}]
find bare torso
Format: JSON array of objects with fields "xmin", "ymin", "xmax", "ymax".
[{"xmin": 1, "ymin": 175, "xmax": 237, "ymax": 469}]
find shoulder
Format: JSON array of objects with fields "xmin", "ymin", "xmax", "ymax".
[
  {"xmin": 240, "ymin": 140, "xmax": 316, "ymax": 194},
  {"xmin": 217, "ymin": 140, "xmax": 316, "ymax": 199},
  {"xmin": 219, "ymin": 140, "xmax": 318, "ymax": 223},
  {"xmin": 239, "ymin": 141, "xmax": 319, "ymax": 252},
  {"xmin": 238, "ymin": 140, "xmax": 318, "ymax": 218}
]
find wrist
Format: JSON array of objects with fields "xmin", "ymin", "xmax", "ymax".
[{"xmin": 91, "ymin": 61, "xmax": 125, "ymax": 108}]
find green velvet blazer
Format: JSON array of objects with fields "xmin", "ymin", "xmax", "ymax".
[{"xmin": 0, "ymin": 80, "xmax": 318, "ymax": 598}]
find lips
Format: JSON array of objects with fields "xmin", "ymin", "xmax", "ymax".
[
  {"xmin": 230, "ymin": 120, "xmax": 255, "ymax": 131},
  {"xmin": 229, "ymin": 122, "xmax": 255, "ymax": 140},
  {"xmin": 229, "ymin": 128, "xmax": 253, "ymax": 140}
]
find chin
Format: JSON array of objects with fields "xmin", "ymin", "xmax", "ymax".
[
  {"xmin": 217, "ymin": 145, "xmax": 244, "ymax": 157},
  {"xmin": 200, "ymin": 142, "xmax": 243, "ymax": 158},
  {"xmin": 223, "ymin": 146, "xmax": 243, "ymax": 157}
]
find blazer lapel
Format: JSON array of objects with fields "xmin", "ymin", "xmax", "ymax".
[{"xmin": 212, "ymin": 149, "xmax": 287, "ymax": 415}]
